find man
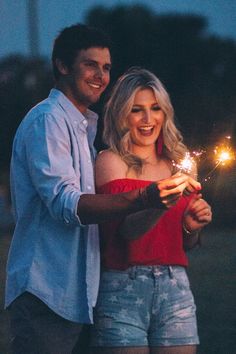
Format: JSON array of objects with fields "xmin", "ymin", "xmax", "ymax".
[{"xmin": 6, "ymin": 24, "xmax": 200, "ymax": 354}]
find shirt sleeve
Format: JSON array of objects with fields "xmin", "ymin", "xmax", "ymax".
[{"xmin": 24, "ymin": 112, "xmax": 83, "ymax": 225}]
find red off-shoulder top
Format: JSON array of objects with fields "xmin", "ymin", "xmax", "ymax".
[{"xmin": 98, "ymin": 178, "xmax": 191, "ymax": 270}]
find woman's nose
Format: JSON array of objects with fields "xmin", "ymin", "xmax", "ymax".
[{"xmin": 142, "ymin": 110, "xmax": 151, "ymax": 123}]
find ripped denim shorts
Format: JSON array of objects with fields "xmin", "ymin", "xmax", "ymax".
[{"xmin": 90, "ymin": 265, "xmax": 199, "ymax": 348}]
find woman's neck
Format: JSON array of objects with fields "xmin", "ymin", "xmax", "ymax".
[{"xmin": 130, "ymin": 144, "xmax": 157, "ymax": 162}]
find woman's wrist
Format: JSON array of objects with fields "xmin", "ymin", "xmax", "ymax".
[{"xmin": 182, "ymin": 222, "xmax": 199, "ymax": 236}]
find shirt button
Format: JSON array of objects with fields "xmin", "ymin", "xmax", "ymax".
[{"xmin": 87, "ymin": 185, "xmax": 92, "ymax": 190}]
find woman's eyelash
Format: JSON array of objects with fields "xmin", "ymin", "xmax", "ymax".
[
  {"xmin": 131, "ymin": 108, "xmax": 141, "ymax": 112},
  {"xmin": 131, "ymin": 106, "xmax": 161, "ymax": 112}
]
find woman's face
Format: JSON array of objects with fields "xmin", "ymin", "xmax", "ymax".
[{"xmin": 127, "ymin": 88, "xmax": 165, "ymax": 150}]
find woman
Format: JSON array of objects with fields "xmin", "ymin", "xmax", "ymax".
[{"xmin": 90, "ymin": 67, "xmax": 212, "ymax": 354}]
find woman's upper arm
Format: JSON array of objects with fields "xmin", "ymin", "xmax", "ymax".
[{"xmin": 95, "ymin": 150, "xmax": 127, "ymax": 187}]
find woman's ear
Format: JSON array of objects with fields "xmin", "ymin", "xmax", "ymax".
[{"xmin": 55, "ymin": 59, "xmax": 69, "ymax": 75}]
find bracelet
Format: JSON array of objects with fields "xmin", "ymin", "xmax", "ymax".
[{"xmin": 182, "ymin": 222, "xmax": 194, "ymax": 235}]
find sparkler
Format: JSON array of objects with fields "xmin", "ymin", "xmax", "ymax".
[
  {"xmin": 172, "ymin": 152, "xmax": 194, "ymax": 174},
  {"xmin": 172, "ymin": 136, "xmax": 235, "ymax": 184},
  {"xmin": 201, "ymin": 136, "xmax": 235, "ymax": 183},
  {"xmin": 172, "ymin": 150, "xmax": 204, "ymax": 176}
]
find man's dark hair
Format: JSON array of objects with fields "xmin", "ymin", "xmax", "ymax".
[{"xmin": 52, "ymin": 23, "xmax": 112, "ymax": 80}]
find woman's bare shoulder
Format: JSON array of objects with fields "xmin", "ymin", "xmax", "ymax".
[{"xmin": 95, "ymin": 150, "xmax": 128, "ymax": 187}]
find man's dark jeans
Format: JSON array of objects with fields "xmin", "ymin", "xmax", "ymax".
[{"xmin": 8, "ymin": 292, "xmax": 90, "ymax": 354}]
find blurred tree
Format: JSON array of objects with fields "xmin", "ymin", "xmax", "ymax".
[
  {"xmin": 86, "ymin": 5, "xmax": 236, "ymax": 149},
  {"xmin": 0, "ymin": 55, "xmax": 53, "ymax": 172}
]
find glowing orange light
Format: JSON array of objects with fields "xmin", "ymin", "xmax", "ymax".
[
  {"xmin": 202, "ymin": 136, "xmax": 235, "ymax": 183},
  {"xmin": 214, "ymin": 145, "xmax": 234, "ymax": 166}
]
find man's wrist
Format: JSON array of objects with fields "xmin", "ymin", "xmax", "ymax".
[{"xmin": 139, "ymin": 183, "xmax": 167, "ymax": 210}]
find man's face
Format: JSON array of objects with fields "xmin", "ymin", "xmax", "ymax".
[{"xmin": 63, "ymin": 47, "xmax": 111, "ymax": 113}]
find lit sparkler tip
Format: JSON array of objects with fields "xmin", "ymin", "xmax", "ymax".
[
  {"xmin": 214, "ymin": 144, "xmax": 234, "ymax": 167},
  {"xmin": 201, "ymin": 138, "xmax": 235, "ymax": 183},
  {"xmin": 172, "ymin": 152, "xmax": 196, "ymax": 174},
  {"xmin": 218, "ymin": 151, "xmax": 231, "ymax": 164}
]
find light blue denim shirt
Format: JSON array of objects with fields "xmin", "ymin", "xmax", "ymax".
[{"xmin": 5, "ymin": 89, "xmax": 100, "ymax": 323}]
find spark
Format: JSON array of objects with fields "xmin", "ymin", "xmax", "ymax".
[
  {"xmin": 202, "ymin": 136, "xmax": 235, "ymax": 183},
  {"xmin": 172, "ymin": 152, "xmax": 195, "ymax": 174},
  {"xmin": 214, "ymin": 147, "xmax": 234, "ymax": 166},
  {"xmin": 172, "ymin": 150, "xmax": 204, "ymax": 175}
]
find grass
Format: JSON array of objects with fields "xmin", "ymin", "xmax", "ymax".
[
  {"xmin": 187, "ymin": 225, "xmax": 236, "ymax": 354},
  {"xmin": 0, "ymin": 225, "xmax": 236, "ymax": 353}
]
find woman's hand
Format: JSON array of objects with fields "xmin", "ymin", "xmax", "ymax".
[
  {"xmin": 183, "ymin": 193, "xmax": 212, "ymax": 233},
  {"xmin": 155, "ymin": 172, "xmax": 201, "ymax": 209}
]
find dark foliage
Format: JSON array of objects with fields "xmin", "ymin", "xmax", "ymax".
[
  {"xmin": 86, "ymin": 5, "xmax": 236, "ymax": 149},
  {"xmin": 0, "ymin": 55, "xmax": 53, "ymax": 171}
]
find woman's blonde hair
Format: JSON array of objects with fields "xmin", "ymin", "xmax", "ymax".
[{"xmin": 103, "ymin": 67, "xmax": 189, "ymax": 173}]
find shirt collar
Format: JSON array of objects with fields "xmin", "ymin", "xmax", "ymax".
[{"xmin": 49, "ymin": 88, "xmax": 98, "ymax": 130}]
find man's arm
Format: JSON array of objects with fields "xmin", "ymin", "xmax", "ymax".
[
  {"xmin": 117, "ymin": 208, "xmax": 164, "ymax": 240},
  {"xmin": 77, "ymin": 173, "xmax": 201, "ymax": 225},
  {"xmin": 25, "ymin": 113, "xmax": 85, "ymax": 225}
]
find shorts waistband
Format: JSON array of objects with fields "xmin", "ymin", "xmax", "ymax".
[{"xmin": 102, "ymin": 265, "xmax": 185, "ymax": 279}]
